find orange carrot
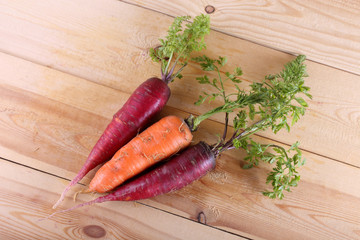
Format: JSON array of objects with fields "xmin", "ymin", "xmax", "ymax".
[{"xmin": 88, "ymin": 115, "xmax": 193, "ymax": 193}]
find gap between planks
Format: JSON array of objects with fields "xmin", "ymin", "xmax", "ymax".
[
  {"xmin": 120, "ymin": 0, "xmax": 360, "ymax": 77},
  {"xmin": 0, "ymin": 155, "xmax": 251, "ymax": 240}
]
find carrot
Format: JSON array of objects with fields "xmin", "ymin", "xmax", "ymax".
[
  {"xmin": 88, "ymin": 115, "xmax": 193, "ymax": 193},
  {"xmin": 53, "ymin": 14, "xmax": 210, "ymax": 208}
]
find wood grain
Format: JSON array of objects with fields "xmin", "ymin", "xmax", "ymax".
[
  {"xmin": 1, "ymin": 0, "xmax": 359, "ymax": 166},
  {"xmin": 1, "ymin": 0, "xmax": 360, "ymax": 239},
  {"xmin": 0, "ymin": 52, "xmax": 359, "ymax": 239},
  {"xmin": 0, "ymin": 160, "xmax": 246, "ymax": 240},
  {"xmin": 124, "ymin": 0, "xmax": 360, "ymax": 75}
]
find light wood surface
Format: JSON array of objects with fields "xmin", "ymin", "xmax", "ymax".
[
  {"xmin": 125, "ymin": 0, "xmax": 360, "ymax": 75},
  {"xmin": 1, "ymin": 0, "xmax": 359, "ymax": 239}
]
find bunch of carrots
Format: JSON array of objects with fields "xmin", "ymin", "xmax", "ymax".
[{"xmin": 50, "ymin": 14, "xmax": 311, "ymax": 217}]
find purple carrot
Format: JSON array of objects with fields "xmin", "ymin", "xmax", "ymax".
[{"xmin": 48, "ymin": 142, "xmax": 215, "ymax": 216}]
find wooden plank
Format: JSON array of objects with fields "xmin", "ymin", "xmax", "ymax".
[
  {"xmin": 0, "ymin": 160, "xmax": 246, "ymax": 240},
  {"xmin": 0, "ymin": 1, "xmax": 359, "ymax": 165},
  {"xmin": 0, "ymin": 53, "xmax": 359, "ymax": 239},
  {"xmin": 124, "ymin": 0, "xmax": 360, "ymax": 75}
]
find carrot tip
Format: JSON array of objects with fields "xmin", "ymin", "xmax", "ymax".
[
  {"xmin": 53, "ymin": 183, "xmax": 75, "ymax": 209},
  {"xmin": 52, "ymin": 191, "xmax": 67, "ymax": 209},
  {"xmin": 38, "ymin": 212, "xmax": 57, "ymax": 221}
]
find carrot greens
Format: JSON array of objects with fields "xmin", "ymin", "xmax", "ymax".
[
  {"xmin": 187, "ymin": 54, "xmax": 311, "ymax": 199},
  {"xmin": 149, "ymin": 14, "xmax": 210, "ymax": 83}
]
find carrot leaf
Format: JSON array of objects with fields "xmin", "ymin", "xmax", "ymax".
[
  {"xmin": 189, "ymin": 55, "xmax": 264, "ymax": 132},
  {"xmin": 150, "ymin": 14, "xmax": 210, "ymax": 83}
]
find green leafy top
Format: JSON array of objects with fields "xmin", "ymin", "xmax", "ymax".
[
  {"xmin": 187, "ymin": 54, "xmax": 311, "ymax": 199},
  {"xmin": 149, "ymin": 14, "xmax": 210, "ymax": 84},
  {"xmin": 186, "ymin": 55, "xmax": 263, "ymax": 131}
]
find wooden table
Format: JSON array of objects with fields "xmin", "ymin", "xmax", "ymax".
[{"xmin": 1, "ymin": 1, "xmax": 360, "ymax": 239}]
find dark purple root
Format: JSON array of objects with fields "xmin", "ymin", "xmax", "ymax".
[
  {"xmin": 53, "ymin": 78, "xmax": 170, "ymax": 209},
  {"xmin": 48, "ymin": 142, "xmax": 215, "ymax": 216}
]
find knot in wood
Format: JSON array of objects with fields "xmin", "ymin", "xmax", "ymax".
[
  {"xmin": 83, "ymin": 225, "xmax": 106, "ymax": 238},
  {"xmin": 205, "ymin": 5, "xmax": 215, "ymax": 14}
]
